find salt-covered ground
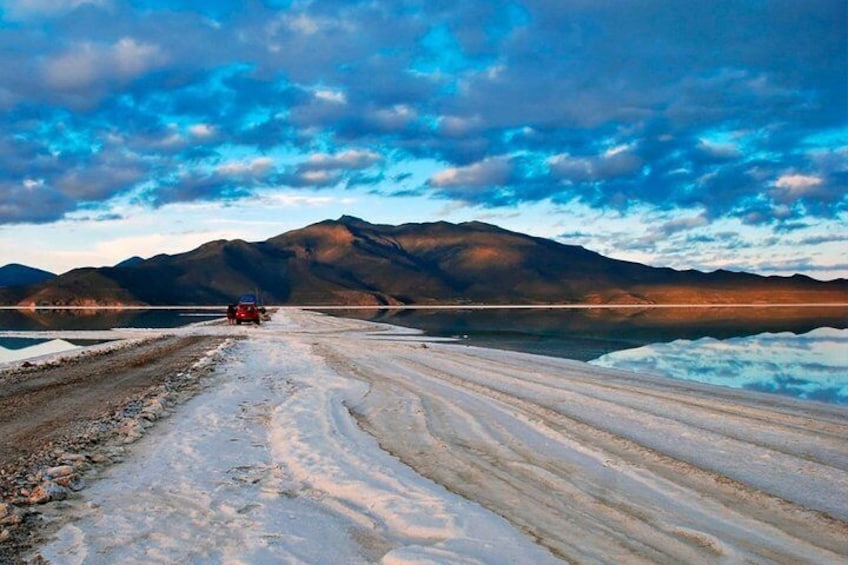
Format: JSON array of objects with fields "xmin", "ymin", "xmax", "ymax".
[{"xmin": 30, "ymin": 310, "xmax": 848, "ymax": 563}]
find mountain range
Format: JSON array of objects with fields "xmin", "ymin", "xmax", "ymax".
[
  {"xmin": 2, "ymin": 216, "xmax": 846, "ymax": 306},
  {"xmin": 0, "ymin": 263, "xmax": 56, "ymax": 288}
]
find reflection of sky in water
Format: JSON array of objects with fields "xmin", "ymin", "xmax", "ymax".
[
  {"xmin": 0, "ymin": 339, "xmax": 80, "ymax": 363},
  {"xmin": 591, "ymin": 328, "xmax": 848, "ymax": 405}
]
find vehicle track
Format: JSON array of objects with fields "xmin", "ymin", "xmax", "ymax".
[
  {"xmin": 315, "ymin": 338, "xmax": 848, "ymax": 563},
  {"xmin": 0, "ymin": 335, "xmax": 226, "ymax": 470}
]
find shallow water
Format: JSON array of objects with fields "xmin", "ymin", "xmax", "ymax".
[
  {"xmin": 0, "ymin": 308, "xmax": 223, "ymax": 332},
  {"xmin": 329, "ymin": 306, "xmax": 848, "ymax": 405},
  {"xmin": 592, "ymin": 326, "xmax": 848, "ymax": 404},
  {"xmin": 0, "ymin": 308, "xmax": 223, "ymax": 363}
]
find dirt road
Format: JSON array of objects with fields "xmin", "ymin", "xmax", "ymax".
[
  {"xmin": 5, "ymin": 311, "xmax": 848, "ymax": 563},
  {"xmin": 0, "ymin": 334, "xmax": 228, "ymax": 563}
]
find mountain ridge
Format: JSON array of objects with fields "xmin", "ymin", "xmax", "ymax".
[
  {"xmin": 0, "ymin": 263, "xmax": 56, "ymax": 288},
  {"xmin": 1, "ymin": 217, "xmax": 846, "ymax": 306}
]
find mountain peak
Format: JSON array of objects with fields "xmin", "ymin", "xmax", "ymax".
[
  {"xmin": 0, "ymin": 263, "xmax": 57, "ymax": 287},
  {"xmin": 3, "ymin": 219, "xmax": 846, "ymax": 306},
  {"xmin": 115, "ymin": 256, "xmax": 145, "ymax": 268},
  {"xmin": 337, "ymin": 215, "xmax": 370, "ymax": 227}
]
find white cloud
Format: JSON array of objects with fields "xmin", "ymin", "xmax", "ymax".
[
  {"xmin": 216, "ymin": 157, "xmax": 274, "ymax": 177},
  {"xmin": 549, "ymin": 147, "xmax": 642, "ymax": 183},
  {"xmin": 287, "ymin": 14, "xmax": 320, "ymax": 35},
  {"xmin": 774, "ymin": 174, "xmax": 823, "ymax": 193},
  {"xmin": 3, "ymin": 0, "xmax": 108, "ymax": 20},
  {"xmin": 257, "ymin": 193, "xmax": 338, "ymax": 207},
  {"xmin": 429, "ymin": 157, "xmax": 512, "ymax": 188},
  {"xmin": 438, "ymin": 115, "xmax": 483, "ymax": 137},
  {"xmin": 113, "ymin": 38, "xmax": 163, "ymax": 79},
  {"xmin": 43, "ymin": 37, "xmax": 166, "ymax": 93},
  {"xmin": 298, "ymin": 170, "xmax": 338, "ymax": 184},
  {"xmin": 697, "ymin": 139, "xmax": 742, "ymax": 160},
  {"xmin": 43, "ymin": 43, "xmax": 102, "ymax": 91},
  {"xmin": 305, "ymin": 150, "xmax": 383, "ymax": 170},
  {"xmin": 603, "ymin": 144, "xmax": 632, "ymax": 158},
  {"xmin": 315, "ymin": 90, "xmax": 346, "ymax": 104},
  {"xmin": 772, "ymin": 173, "xmax": 827, "ymax": 203},
  {"xmin": 189, "ymin": 124, "xmax": 216, "ymax": 138},
  {"xmin": 370, "ymin": 105, "xmax": 417, "ymax": 130}
]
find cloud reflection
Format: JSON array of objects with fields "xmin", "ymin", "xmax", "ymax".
[{"xmin": 591, "ymin": 327, "xmax": 848, "ymax": 405}]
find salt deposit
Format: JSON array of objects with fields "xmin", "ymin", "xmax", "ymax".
[{"xmin": 29, "ymin": 310, "xmax": 848, "ymax": 563}]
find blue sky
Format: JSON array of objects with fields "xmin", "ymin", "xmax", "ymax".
[{"xmin": 0, "ymin": 0, "xmax": 845, "ymax": 280}]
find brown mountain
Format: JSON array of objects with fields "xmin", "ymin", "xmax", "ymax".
[{"xmin": 4, "ymin": 216, "xmax": 847, "ymax": 306}]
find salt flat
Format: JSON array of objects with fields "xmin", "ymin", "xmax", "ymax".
[{"xmin": 32, "ymin": 310, "xmax": 848, "ymax": 563}]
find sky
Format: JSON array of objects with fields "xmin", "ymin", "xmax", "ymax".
[{"xmin": 0, "ymin": 0, "xmax": 845, "ymax": 280}]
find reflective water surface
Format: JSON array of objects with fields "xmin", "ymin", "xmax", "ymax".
[
  {"xmin": 0, "ymin": 308, "xmax": 223, "ymax": 332},
  {"xmin": 2, "ymin": 306, "xmax": 846, "ymax": 404},
  {"xmin": 0, "ymin": 308, "xmax": 224, "ymax": 363},
  {"xmin": 592, "ymin": 327, "xmax": 848, "ymax": 404},
  {"xmin": 331, "ymin": 306, "xmax": 848, "ymax": 405}
]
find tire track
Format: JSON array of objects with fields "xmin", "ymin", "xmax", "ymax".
[
  {"xmin": 0, "ymin": 335, "xmax": 227, "ymax": 471},
  {"xmin": 315, "ymin": 337, "xmax": 848, "ymax": 563}
]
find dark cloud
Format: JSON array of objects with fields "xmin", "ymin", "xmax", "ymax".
[
  {"xmin": 0, "ymin": 0, "xmax": 843, "ymax": 232},
  {"xmin": 0, "ymin": 179, "xmax": 75, "ymax": 224},
  {"xmin": 273, "ymin": 149, "xmax": 386, "ymax": 188}
]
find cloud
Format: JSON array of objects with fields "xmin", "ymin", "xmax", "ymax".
[
  {"xmin": 2, "ymin": 0, "xmax": 107, "ymax": 20},
  {"xmin": 277, "ymin": 150, "xmax": 385, "ymax": 188},
  {"xmin": 314, "ymin": 89, "xmax": 346, "ymax": 104},
  {"xmin": 798, "ymin": 233, "xmax": 848, "ymax": 245},
  {"xmin": 0, "ymin": 0, "xmax": 844, "ymax": 276},
  {"xmin": 429, "ymin": 157, "xmax": 513, "ymax": 188},
  {"xmin": 438, "ymin": 115, "xmax": 484, "ymax": 137},
  {"xmin": 548, "ymin": 146, "xmax": 643, "ymax": 184},
  {"xmin": 216, "ymin": 157, "xmax": 275, "ymax": 178},
  {"xmin": 695, "ymin": 139, "xmax": 742, "ymax": 162},
  {"xmin": 304, "ymin": 150, "xmax": 383, "ymax": 171},
  {"xmin": 772, "ymin": 174, "xmax": 824, "ymax": 200},
  {"xmin": 655, "ymin": 214, "xmax": 710, "ymax": 236},
  {"xmin": 0, "ymin": 179, "xmax": 74, "ymax": 223},
  {"xmin": 189, "ymin": 123, "xmax": 216, "ymax": 138},
  {"xmin": 41, "ymin": 37, "xmax": 166, "ymax": 105}
]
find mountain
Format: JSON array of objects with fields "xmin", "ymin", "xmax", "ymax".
[
  {"xmin": 0, "ymin": 263, "xmax": 56, "ymax": 287},
  {"xmin": 114, "ymin": 256, "xmax": 145, "ymax": 268},
  {"xmin": 3, "ymin": 217, "xmax": 847, "ymax": 306}
]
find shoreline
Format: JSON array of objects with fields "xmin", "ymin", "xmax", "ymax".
[
  {"xmin": 2, "ymin": 302, "xmax": 848, "ymax": 311},
  {"xmin": 3, "ymin": 310, "xmax": 848, "ymax": 563}
]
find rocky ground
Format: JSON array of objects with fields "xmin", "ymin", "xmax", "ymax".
[{"xmin": 0, "ymin": 334, "xmax": 232, "ymax": 564}]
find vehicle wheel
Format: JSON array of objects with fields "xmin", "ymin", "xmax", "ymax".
[{"xmin": 236, "ymin": 320, "xmax": 241, "ymax": 325}]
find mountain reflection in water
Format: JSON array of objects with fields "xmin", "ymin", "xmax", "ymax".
[
  {"xmin": 329, "ymin": 306, "xmax": 848, "ymax": 405},
  {"xmin": 0, "ymin": 308, "xmax": 222, "ymax": 331}
]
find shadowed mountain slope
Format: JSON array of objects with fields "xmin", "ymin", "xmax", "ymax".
[
  {"xmin": 0, "ymin": 264, "xmax": 56, "ymax": 288},
  {"xmin": 4, "ymin": 217, "xmax": 847, "ymax": 306}
]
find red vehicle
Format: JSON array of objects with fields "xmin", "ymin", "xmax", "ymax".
[{"xmin": 235, "ymin": 294, "xmax": 261, "ymax": 325}]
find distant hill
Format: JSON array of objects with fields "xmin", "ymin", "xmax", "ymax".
[
  {"xmin": 3, "ymin": 217, "xmax": 847, "ymax": 306},
  {"xmin": 0, "ymin": 263, "xmax": 56, "ymax": 287},
  {"xmin": 114, "ymin": 256, "xmax": 145, "ymax": 268}
]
